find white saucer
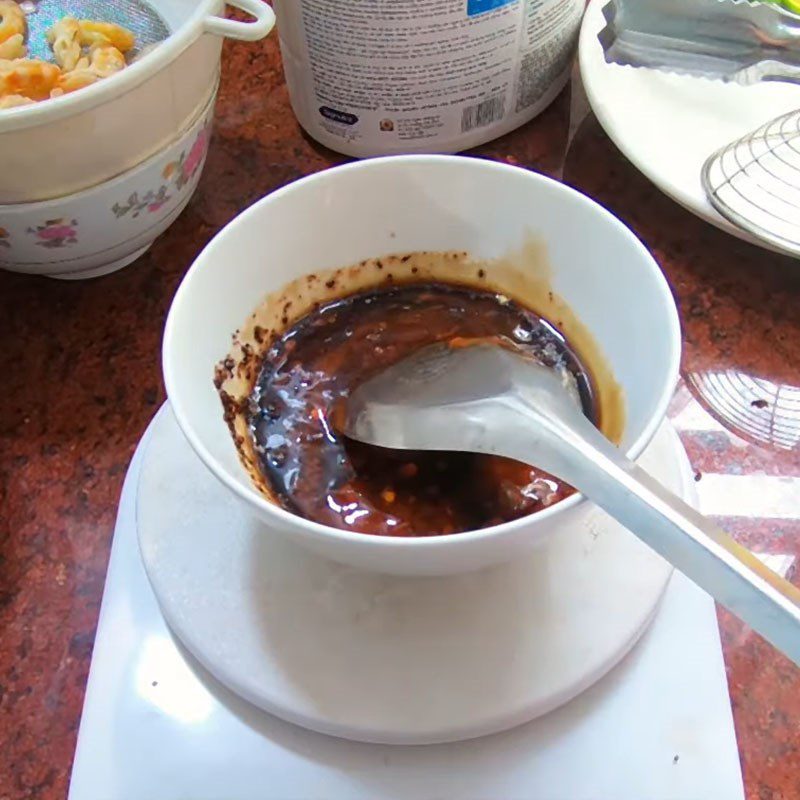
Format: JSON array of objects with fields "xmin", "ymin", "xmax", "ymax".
[
  {"xmin": 579, "ymin": 0, "xmax": 800, "ymax": 254},
  {"xmin": 137, "ymin": 405, "xmax": 693, "ymax": 745}
]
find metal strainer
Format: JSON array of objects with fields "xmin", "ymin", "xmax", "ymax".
[
  {"xmin": 22, "ymin": 0, "xmax": 170, "ymax": 60},
  {"xmin": 702, "ymin": 109, "xmax": 800, "ymax": 258}
]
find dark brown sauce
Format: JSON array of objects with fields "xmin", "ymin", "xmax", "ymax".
[{"xmin": 248, "ymin": 284, "xmax": 598, "ymax": 537}]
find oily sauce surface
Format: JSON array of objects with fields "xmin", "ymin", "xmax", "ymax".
[{"xmin": 249, "ymin": 284, "xmax": 597, "ymax": 536}]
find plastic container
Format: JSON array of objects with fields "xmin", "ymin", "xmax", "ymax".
[{"xmin": 273, "ymin": 0, "xmax": 584, "ymax": 158}]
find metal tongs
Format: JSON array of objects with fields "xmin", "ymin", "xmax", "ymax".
[
  {"xmin": 598, "ymin": 0, "xmax": 800, "ymax": 85},
  {"xmin": 599, "ymin": 0, "xmax": 800, "ymax": 257}
]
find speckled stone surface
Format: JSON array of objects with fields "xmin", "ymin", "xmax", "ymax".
[{"xmin": 0, "ymin": 32, "xmax": 799, "ymax": 800}]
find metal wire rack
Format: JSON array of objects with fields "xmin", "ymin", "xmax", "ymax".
[
  {"xmin": 702, "ymin": 109, "xmax": 800, "ymax": 258},
  {"xmin": 686, "ymin": 369, "xmax": 800, "ymax": 451}
]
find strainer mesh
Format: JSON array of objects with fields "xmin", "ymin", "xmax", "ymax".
[{"xmin": 22, "ymin": 0, "xmax": 170, "ymax": 60}]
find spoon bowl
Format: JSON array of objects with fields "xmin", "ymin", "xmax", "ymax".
[{"xmin": 345, "ymin": 342, "xmax": 800, "ymax": 664}]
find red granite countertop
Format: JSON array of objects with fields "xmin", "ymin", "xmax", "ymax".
[{"xmin": 1, "ymin": 34, "xmax": 799, "ymax": 800}]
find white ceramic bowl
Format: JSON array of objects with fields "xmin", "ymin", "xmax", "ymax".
[
  {"xmin": 0, "ymin": 0, "xmax": 275, "ymax": 203},
  {"xmin": 163, "ymin": 156, "xmax": 681, "ymax": 576},
  {"xmin": 0, "ymin": 85, "xmax": 216, "ymax": 279}
]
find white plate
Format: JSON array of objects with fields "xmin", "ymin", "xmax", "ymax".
[
  {"xmin": 579, "ymin": 0, "xmax": 800, "ymax": 251},
  {"xmin": 136, "ymin": 405, "xmax": 696, "ymax": 746}
]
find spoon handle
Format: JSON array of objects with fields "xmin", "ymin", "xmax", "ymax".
[{"xmin": 502, "ymin": 406, "xmax": 800, "ymax": 665}]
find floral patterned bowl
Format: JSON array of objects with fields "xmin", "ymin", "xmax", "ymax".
[{"xmin": 0, "ymin": 87, "xmax": 216, "ymax": 280}]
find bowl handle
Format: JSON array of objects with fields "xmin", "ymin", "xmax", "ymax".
[{"xmin": 204, "ymin": 0, "xmax": 276, "ymax": 41}]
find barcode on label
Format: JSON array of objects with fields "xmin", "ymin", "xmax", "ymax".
[{"xmin": 460, "ymin": 95, "xmax": 506, "ymax": 133}]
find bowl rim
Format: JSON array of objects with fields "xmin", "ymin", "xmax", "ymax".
[
  {"xmin": 0, "ymin": 0, "xmax": 216, "ymax": 133},
  {"xmin": 163, "ymin": 154, "xmax": 682, "ymax": 549},
  {"xmin": 0, "ymin": 79, "xmax": 218, "ymax": 211}
]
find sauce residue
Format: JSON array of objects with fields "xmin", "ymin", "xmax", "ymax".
[{"xmin": 248, "ymin": 283, "xmax": 598, "ymax": 537}]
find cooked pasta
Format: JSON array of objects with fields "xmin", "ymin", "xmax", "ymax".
[
  {"xmin": 47, "ymin": 17, "xmax": 81, "ymax": 71},
  {"xmin": 0, "ymin": 58, "xmax": 61, "ymax": 100},
  {"xmin": 0, "ymin": 0, "xmax": 25, "ymax": 47},
  {"xmin": 76, "ymin": 20, "xmax": 135, "ymax": 53},
  {"xmin": 0, "ymin": 90, "xmax": 32, "ymax": 108},
  {"xmin": 0, "ymin": 4, "xmax": 138, "ymax": 110},
  {"xmin": 88, "ymin": 43, "xmax": 126, "ymax": 78}
]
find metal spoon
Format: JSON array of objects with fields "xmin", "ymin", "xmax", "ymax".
[{"xmin": 343, "ymin": 342, "xmax": 800, "ymax": 665}]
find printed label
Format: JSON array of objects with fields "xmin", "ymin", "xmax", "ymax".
[
  {"xmin": 468, "ymin": 0, "xmax": 519, "ymax": 16},
  {"xmin": 274, "ymin": 0, "xmax": 582, "ymax": 153}
]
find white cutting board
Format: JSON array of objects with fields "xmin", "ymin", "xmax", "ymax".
[{"xmin": 68, "ymin": 412, "xmax": 744, "ymax": 800}]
